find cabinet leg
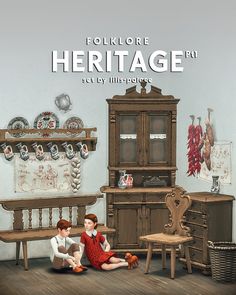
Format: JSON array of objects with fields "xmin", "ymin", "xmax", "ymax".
[{"xmin": 145, "ymin": 242, "xmax": 153, "ymax": 274}]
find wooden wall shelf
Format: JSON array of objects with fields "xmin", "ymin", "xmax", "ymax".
[{"xmin": 0, "ymin": 127, "xmax": 97, "ymax": 152}]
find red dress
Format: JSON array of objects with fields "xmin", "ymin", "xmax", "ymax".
[{"xmin": 80, "ymin": 231, "xmax": 116, "ymax": 270}]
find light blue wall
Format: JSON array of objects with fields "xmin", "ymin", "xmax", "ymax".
[{"xmin": 0, "ymin": 0, "xmax": 235, "ymax": 260}]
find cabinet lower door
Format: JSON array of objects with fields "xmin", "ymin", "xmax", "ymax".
[
  {"xmin": 113, "ymin": 204, "xmax": 142, "ymax": 249},
  {"xmin": 145, "ymin": 205, "xmax": 169, "ymax": 234}
]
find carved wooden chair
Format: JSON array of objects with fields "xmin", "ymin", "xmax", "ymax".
[{"xmin": 139, "ymin": 191, "xmax": 193, "ymax": 279}]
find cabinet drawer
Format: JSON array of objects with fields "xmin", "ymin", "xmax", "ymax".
[
  {"xmin": 114, "ymin": 194, "xmax": 143, "ymax": 203},
  {"xmin": 191, "ymin": 237, "xmax": 203, "ymax": 250},
  {"xmin": 146, "ymin": 193, "xmax": 167, "ymax": 203},
  {"xmin": 189, "ymin": 247, "xmax": 203, "ymax": 263},
  {"xmin": 187, "ymin": 223, "xmax": 204, "ymax": 237},
  {"xmin": 185, "ymin": 212, "xmax": 205, "ymax": 226},
  {"xmin": 189, "ymin": 201, "xmax": 202, "ymax": 213}
]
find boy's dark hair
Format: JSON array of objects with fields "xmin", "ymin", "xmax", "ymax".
[
  {"xmin": 57, "ymin": 219, "xmax": 72, "ymax": 230},
  {"xmin": 84, "ymin": 213, "xmax": 98, "ymax": 229}
]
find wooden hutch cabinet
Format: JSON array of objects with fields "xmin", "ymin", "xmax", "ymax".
[{"xmin": 101, "ymin": 82, "xmax": 180, "ymax": 252}]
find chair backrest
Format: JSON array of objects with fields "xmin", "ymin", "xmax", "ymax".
[{"xmin": 163, "ymin": 190, "xmax": 192, "ymax": 236}]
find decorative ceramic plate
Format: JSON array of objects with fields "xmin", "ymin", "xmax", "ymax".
[
  {"xmin": 7, "ymin": 116, "xmax": 30, "ymax": 138},
  {"xmin": 34, "ymin": 111, "xmax": 59, "ymax": 137},
  {"xmin": 63, "ymin": 116, "xmax": 84, "ymax": 137}
]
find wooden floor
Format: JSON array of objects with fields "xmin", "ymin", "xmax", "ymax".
[{"xmin": 0, "ymin": 256, "xmax": 235, "ymax": 295}]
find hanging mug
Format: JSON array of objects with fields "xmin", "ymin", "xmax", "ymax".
[
  {"xmin": 47, "ymin": 142, "xmax": 59, "ymax": 160},
  {"xmin": 16, "ymin": 142, "xmax": 29, "ymax": 161},
  {"xmin": 61, "ymin": 142, "xmax": 75, "ymax": 159},
  {"xmin": 76, "ymin": 142, "xmax": 89, "ymax": 159},
  {"xmin": 32, "ymin": 142, "xmax": 44, "ymax": 160},
  {"xmin": 1, "ymin": 143, "xmax": 14, "ymax": 161}
]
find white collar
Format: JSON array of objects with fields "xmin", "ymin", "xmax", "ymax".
[{"xmin": 85, "ymin": 229, "xmax": 97, "ymax": 237}]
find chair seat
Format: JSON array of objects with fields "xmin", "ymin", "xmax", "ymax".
[{"xmin": 140, "ymin": 233, "xmax": 193, "ymax": 246}]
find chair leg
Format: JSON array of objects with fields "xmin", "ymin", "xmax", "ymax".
[
  {"xmin": 16, "ymin": 242, "xmax": 21, "ymax": 265},
  {"xmin": 145, "ymin": 242, "xmax": 153, "ymax": 274},
  {"xmin": 184, "ymin": 245, "xmax": 192, "ymax": 274},
  {"xmin": 161, "ymin": 244, "xmax": 166, "ymax": 269},
  {"xmin": 22, "ymin": 241, "xmax": 29, "ymax": 271},
  {"xmin": 170, "ymin": 246, "xmax": 176, "ymax": 279}
]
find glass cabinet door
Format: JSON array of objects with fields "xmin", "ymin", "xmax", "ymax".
[
  {"xmin": 148, "ymin": 114, "xmax": 169, "ymax": 164},
  {"xmin": 119, "ymin": 114, "xmax": 139, "ymax": 165}
]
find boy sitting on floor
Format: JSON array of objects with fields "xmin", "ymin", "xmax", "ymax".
[{"xmin": 50, "ymin": 219, "xmax": 87, "ymax": 273}]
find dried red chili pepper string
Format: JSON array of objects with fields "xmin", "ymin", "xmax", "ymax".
[{"xmin": 187, "ymin": 116, "xmax": 203, "ymax": 176}]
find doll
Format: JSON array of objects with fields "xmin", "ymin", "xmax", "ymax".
[{"xmin": 80, "ymin": 213, "xmax": 137, "ymax": 270}]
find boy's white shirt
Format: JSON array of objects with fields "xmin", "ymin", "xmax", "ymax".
[{"xmin": 50, "ymin": 234, "xmax": 76, "ymax": 262}]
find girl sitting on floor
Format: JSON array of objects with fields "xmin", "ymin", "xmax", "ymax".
[{"xmin": 80, "ymin": 213, "xmax": 137, "ymax": 271}]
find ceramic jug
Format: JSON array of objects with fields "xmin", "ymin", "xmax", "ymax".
[
  {"xmin": 16, "ymin": 142, "xmax": 29, "ymax": 161},
  {"xmin": 62, "ymin": 142, "xmax": 75, "ymax": 159},
  {"xmin": 118, "ymin": 170, "xmax": 127, "ymax": 189},
  {"xmin": 125, "ymin": 174, "xmax": 133, "ymax": 188},
  {"xmin": 1, "ymin": 143, "xmax": 14, "ymax": 161},
  {"xmin": 211, "ymin": 175, "xmax": 220, "ymax": 193},
  {"xmin": 32, "ymin": 142, "xmax": 44, "ymax": 161},
  {"xmin": 47, "ymin": 142, "xmax": 59, "ymax": 160},
  {"xmin": 76, "ymin": 142, "xmax": 89, "ymax": 159}
]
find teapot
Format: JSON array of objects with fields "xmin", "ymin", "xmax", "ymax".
[{"xmin": 55, "ymin": 93, "xmax": 72, "ymax": 112}]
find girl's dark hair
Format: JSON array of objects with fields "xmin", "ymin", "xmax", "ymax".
[
  {"xmin": 57, "ymin": 219, "xmax": 72, "ymax": 230},
  {"xmin": 84, "ymin": 213, "xmax": 98, "ymax": 229}
]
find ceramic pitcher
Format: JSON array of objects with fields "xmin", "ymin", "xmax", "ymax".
[
  {"xmin": 32, "ymin": 142, "xmax": 44, "ymax": 161},
  {"xmin": 16, "ymin": 142, "xmax": 29, "ymax": 161},
  {"xmin": 118, "ymin": 170, "xmax": 127, "ymax": 189},
  {"xmin": 47, "ymin": 142, "xmax": 59, "ymax": 160},
  {"xmin": 1, "ymin": 143, "xmax": 14, "ymax": 161},
  {"xmin": 62, "ymin": 142, "xmax": 75, "ymax": 159}
]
